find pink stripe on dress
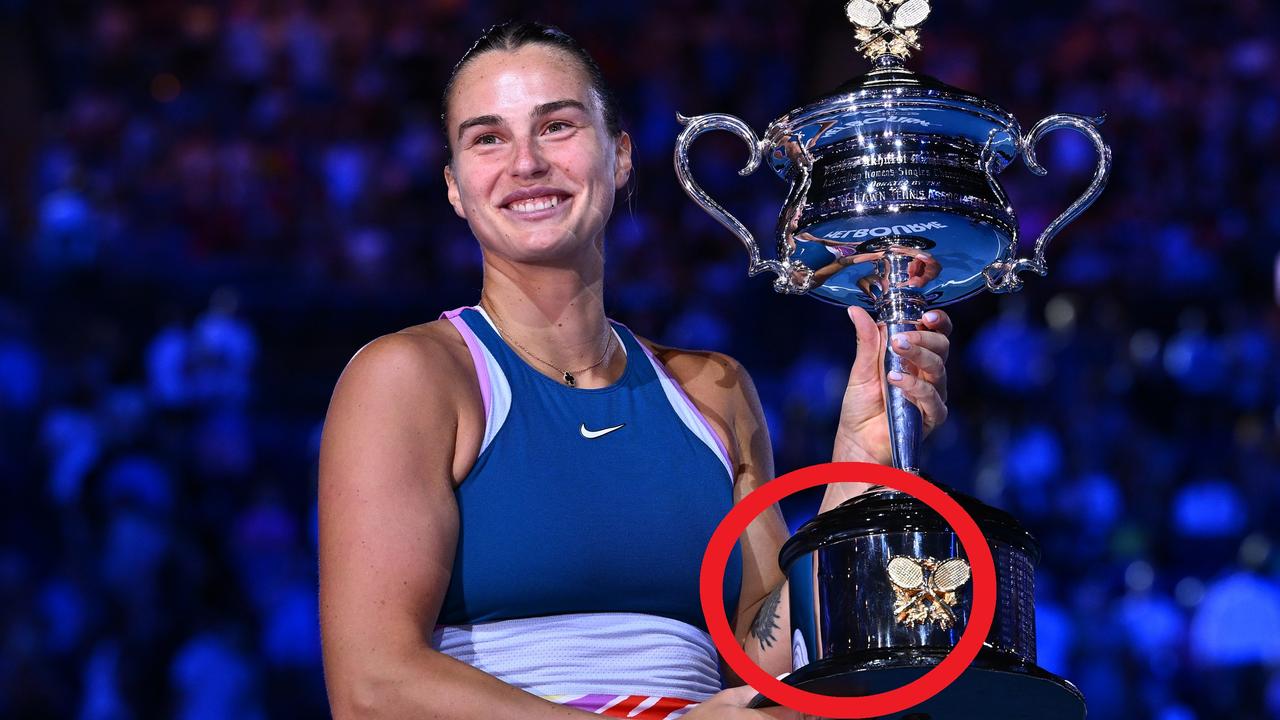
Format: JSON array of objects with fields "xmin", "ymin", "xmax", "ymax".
[
  {"xmin": 441, "ymin": 306, "xmax": 492, "ymax": 421},
  {"xmin": 622, "ymin": 326, "xmax": 735, "ymax": 474}
]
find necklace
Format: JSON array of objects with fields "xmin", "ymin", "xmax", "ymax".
[{"xmin": 480, "ymin": 299, "xmax": 614, "ymax": 387}]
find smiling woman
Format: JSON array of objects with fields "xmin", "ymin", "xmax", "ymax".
[
  {"xmin": 441, "ymin": 33, "xmax": 631, "ymax": 266},
  {"xmin": 316, "ymin": 19, "xmax": 953, "ymax": 720}
]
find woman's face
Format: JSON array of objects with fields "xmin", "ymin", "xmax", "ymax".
[{"xmin": 443, "ymin": 45, "xmax": 632, "ymax": 265}]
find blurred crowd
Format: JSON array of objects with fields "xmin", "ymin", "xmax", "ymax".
[{"xmin": 2, "ymin": 0, "xmax": 1278, "ymax": 718}]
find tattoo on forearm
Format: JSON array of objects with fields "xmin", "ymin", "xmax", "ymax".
[{"xmin": 750, "ymin": 586, "xmax": 783, "ymax": 650}]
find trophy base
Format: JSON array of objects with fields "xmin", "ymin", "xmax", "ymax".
[{"xmin": 746, "ymin": 647, "xmax": 1085, "ymax": 719}]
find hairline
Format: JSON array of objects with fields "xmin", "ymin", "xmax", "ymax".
[{"xmin": 443, "ymin": 45, "xmax": 619, "ymax": 159}]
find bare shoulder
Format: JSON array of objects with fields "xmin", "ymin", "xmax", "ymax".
[
  {"xmin": 635, "ymin": 335, "xmax": 766, "ymax": 458},
  {"xmin": 324, "ymin": 317, "xmax": 485, "ymax": 485},
  {"xmin": 637, "ymin": 335, "xmax": 753, "ymax": 405},
  {"xmin": 332, "ymin": 318, "xmax": 473, "ymax": 407},
  {"xmin": 387, "ymin": 317, "xmax": 476, "ymax": 373}
]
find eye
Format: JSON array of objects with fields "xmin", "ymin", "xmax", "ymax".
[
  {"xmin": 544, "ymin": 120, "xmax": 573, "ymax": 134},
  {"xmin": 474, "ymin": 133, "xmax": 501, "ymax": 146}
]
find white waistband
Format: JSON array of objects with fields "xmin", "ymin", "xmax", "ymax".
[{"xmin": 432, "ymin": 612, "xmax": 722, "ymax": 700}]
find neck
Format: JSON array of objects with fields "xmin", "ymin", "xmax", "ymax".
[{"xmin": 478, "ymin": 250, "xmax": 622, "ymax": 386}]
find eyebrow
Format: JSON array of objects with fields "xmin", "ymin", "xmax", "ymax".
[
  {"xmin": 532, "ymin": 99, "xmax": 587, "ymax": 117},
  {"xmin": 455, "ymin": 114, "xmax": 502, "ymax": 140},
  {"xmin": 455, "ymin": 99, "xmax": 589, "ymax": 141}
]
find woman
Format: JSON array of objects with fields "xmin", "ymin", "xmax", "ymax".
[{"xmin": 317, "ymin": 21, "xmax": 951, "ymax": 720}]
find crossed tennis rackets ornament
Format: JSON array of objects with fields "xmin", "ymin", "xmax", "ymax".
[
  {"xmin": 846, "ymin": 0, "xmax": 932, "ymax": 60},
  {"xmin": 886, "ymin": 554, "xmax": 972, "ymax": 629}
]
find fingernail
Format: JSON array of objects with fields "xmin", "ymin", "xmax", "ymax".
[
  {"xmin": 893, "ymin": 335, "xmax": 911, "ymax": 349},
  {"xmin": 888, "ymin": 370, "xmax": 904, "ymax": 381},
  {"xmin": 924, "ymin": 311, "xmax": 939, "ymax": 323}
]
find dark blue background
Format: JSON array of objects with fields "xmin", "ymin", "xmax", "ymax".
[{"xmin": 2, "ymin": 1, "xmax": 1278, "ymax": 718}]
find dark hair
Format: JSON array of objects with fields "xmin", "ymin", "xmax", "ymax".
[{"xmin": 441, "ymin": 21, "xmax": 623, "ymax": 156}]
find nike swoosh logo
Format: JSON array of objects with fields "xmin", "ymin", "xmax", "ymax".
[{"xmin": 580, "ymin": 423, "xmax": 625, "ymax": 439}]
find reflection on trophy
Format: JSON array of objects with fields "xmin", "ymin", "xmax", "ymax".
[{"xmin": 675, "ymin": 1, "xmax": 1110, "ymax": 717}]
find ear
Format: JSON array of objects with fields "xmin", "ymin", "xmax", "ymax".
[
  {"xmin": 613, "ymin": 131, "xmax": 633, "ymax": 190},
  {"xmin": 443, "ymin": 164, "xmax": 467, "ymax": 219}
]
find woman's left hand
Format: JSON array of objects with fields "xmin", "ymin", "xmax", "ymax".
[{"xmin": 832, "ymin": 305, "xmax": 951, "ymax": 466}]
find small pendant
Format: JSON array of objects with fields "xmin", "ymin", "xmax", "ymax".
[{"xmin": 563, "ymin": 371, "xmax": 576, "ymax": 386}]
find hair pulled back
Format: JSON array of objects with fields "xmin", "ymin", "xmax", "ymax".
[{"xmin": 442, "ymin": 21, "xmax": 623, "ymax": 157}]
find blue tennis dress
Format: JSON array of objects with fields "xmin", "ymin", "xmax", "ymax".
[{"xmin": 434, "ymin": 305, "xmax": 743, "ymax": 715}]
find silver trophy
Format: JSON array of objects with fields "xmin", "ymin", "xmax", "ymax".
[{"xmin": 675, "ymin": 2, "xmax": 1110, "ymax": 717}]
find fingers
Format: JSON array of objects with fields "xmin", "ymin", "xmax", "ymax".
[
  {"xmin": 894, "ymin": 325, "xmax": 949, "ymax": 360},
  {"xmin": 705, "ymin": 684, "xmax": 760, "ymax": 707},
  {"xmin": 887, "ymin": 369, "xmax": 948, "ymax": 433},
  {"xmin": 889, "ymin": 332, "xmax": 948, "ymax": 403},
  {"xmin": 890, "ymin": 330, "xmax": 948, "ymax": 368},
  {"xmin": 846, "ymin": 305, "xmax": 951, "ymax": 436},
  {"xmin": 757, "ymin": 700, "xmax": 818, "ymax": 720},
  {"xmin": 919, "ymin": 309, "xmax": 952, "ymax": 337},
  {"xmin": 760, "ymin": 705, "xmax": 800, "ymax": 719},
  {"xmin": 845, "ymin": 305, "xmax": 886, "ymax": 388},
  {"xmin": 700, "ymin": 682, "xmax": 817, "ymax": 719},
  {"xmin": 696, "ymin": 685, "xmax": 780, "ymax": 719},
  {"xmin": 848, "ymin": 305, "xmax": 882, "ymax": 347}
]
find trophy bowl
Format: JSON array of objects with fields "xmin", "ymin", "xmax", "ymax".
[
  {"xmin": 674, "ymin": 23, "xmax": 1110, "ymax": 311},
  {"xmin": 674, "ymin": 1, "xmax": 1110, "ymax": 717}
]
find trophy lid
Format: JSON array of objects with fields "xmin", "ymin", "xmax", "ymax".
[
  {"xmin": 763, "ymin": 1, "xmax": 1020, "ymax": 180},
  {"xmin": 778, "ymin": 483, "xmax": 1041, "ymax": 570}
]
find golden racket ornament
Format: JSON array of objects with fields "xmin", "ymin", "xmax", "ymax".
[{"xmin": 887, "ymin": 554, "xmax": 971, "ymax": 629}]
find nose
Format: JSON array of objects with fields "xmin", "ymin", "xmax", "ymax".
[{"xmin": 509, "ymin": 136, "xmax": 550, "ymax": 178}]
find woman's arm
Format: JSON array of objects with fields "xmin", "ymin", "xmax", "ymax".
[
  {"xmin": 737, "ymin": 307, "xmax": 954, "ymax": 673},
  {"xmin": 318, "ymin": 330, "xmax": 597, "ymax": 720},
  {"xmin": 655, "ymin": 306, "xmax": 952, "ymax": 686},
  {"xmin": 721, "ymin": 356, "xmax": 795, "ymax": 679},
  {"xmin": 651, "ymin": 346, "xmax": 796, "ymax": 679}
]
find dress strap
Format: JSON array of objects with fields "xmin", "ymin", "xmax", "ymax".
[
  {"xmin": 439, "ymin": 307, "xmax": 512, "ymax": 454},
  {"xmin": 611, "ymin": 323, "xmax": 735, "ymax": 482}
]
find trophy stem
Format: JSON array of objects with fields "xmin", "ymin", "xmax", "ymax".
[{"xmin": 874, "ymin": 254, "xmax": 927, "ymax": 476}]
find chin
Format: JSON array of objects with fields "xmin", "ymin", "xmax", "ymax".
[{"xmin": 501, "ymin": 227, "xmax": 602, "ymax": 266}]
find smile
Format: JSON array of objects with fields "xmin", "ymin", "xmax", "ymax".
[
  {"xmin": 510, "ymin": 195, "xmax": 561, "ymax": 212},
  {"xmin": 502, "ymin": 194, "xmax": 571, "ymax": 219}
]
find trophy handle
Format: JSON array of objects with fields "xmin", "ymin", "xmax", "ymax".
[
  {"xmin": 774, "ymin": 136, "xmax": 817, "ymax": 294},
  {"xmin": 674, "ymin": 113, "xmax": 788, "ymax": 283},
  {"xmin": 984, "ymin": 113, "xmax": 1112, "ymax": 292}
]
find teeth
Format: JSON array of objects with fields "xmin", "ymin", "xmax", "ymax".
[{"xmin": 509, "ymin": 195, "xmax": 561, "ymax": 213}]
